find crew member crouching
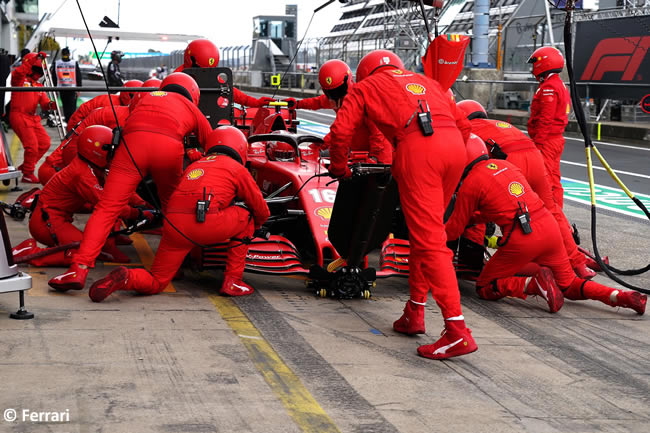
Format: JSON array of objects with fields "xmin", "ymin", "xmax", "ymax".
[
  {"xmin": 88, "ymin": 126, "xmax": 270, "ymax": 302},
  {"xmin": 445, "ymin": 135, "xmax": 646, "ymax": 315},
  {"xmin": 12, "ymin": 126, "xmax": 145, "ymax": 267}
]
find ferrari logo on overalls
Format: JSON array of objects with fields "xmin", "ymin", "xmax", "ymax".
[
  {"xmin": 315, "ymin": 207, "xmax": 332, "ymax": 221},
  {"xmin": 187, "ymin": 168, "xmax": 204, "ymax": 180},
  {"xmin": 205, "ymin": 155, "xmax": 217, "ymax": 160},
  {"xmin": 209, "ymin": 57, "xmax": 215, "ymax": 66},
  {"xmin": 151, "ymin": 91, "xmax": 167, "ymax": 97},
  {"xmin": 326, "ymin": 76, "xmax": 332, "ymax": 85},
  {"xmin": 405, "ymin": 83, "xmax": 425, "ymax": 95},
  {"xmin": 392, "ymin": 69, "xmax": 403, "ymax": 74},
  {"xmin": 487, "ymin": 163, "xmax": 498, "ymax": 170},
  {"xmin": 496, "ymin": 121, "xmax": 512, "ymax": 129},
  {"xmin": 94, "ymin": 141, "xmax": 101, "ymax": 148},
  {"xmin": 509, "ymin": 182, "xmax": 525, "ymax": 197}
]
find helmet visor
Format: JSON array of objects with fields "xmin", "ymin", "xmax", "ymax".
[{"xmin": 323, "ymin": 79, "xmax": 349, "ymax": 102}]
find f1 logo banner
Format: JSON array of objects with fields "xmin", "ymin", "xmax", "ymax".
[{"xmin": 574, "ymin": 16, "xmax": 650, "ymax": 99}]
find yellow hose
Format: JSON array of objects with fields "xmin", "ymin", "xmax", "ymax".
[
  {"xmin": 585, "ymin": 146, "xmax": 596, "ymax": 206},
  {"xmin": 592, "ymin": 145, "xmax": 635, "ymax": 199}
]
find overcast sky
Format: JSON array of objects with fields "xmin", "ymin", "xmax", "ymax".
[{"xmin": 39, "ymin": 0, "xmax": 343, "ymax": 57}]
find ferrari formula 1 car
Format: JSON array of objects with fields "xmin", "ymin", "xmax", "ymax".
[{"xmin": 189, "ymin": 102, "xmax": 410, "ymax": 298}]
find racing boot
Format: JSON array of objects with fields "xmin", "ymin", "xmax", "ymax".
[
  {"xmin": 611, "ymin": 290, "xmax": 646, "ymax": 315},
  {"xmin": 48, "ymin": 263, "xmax": 89, "ymax": 292},
  {"xmin": 89, "ymin": 266, "xmax": 130, "ymax": 303},
  {"xmin": 524, "ymin": 267, "xmax": 564, "ymax": 313},
  {"xmin": 220, "ymin": 276, "xmax": 254, "ymax": 296},
  {"xmin": 21, "ymin": 173, "xmax": 39, "ymax": 184},
  {"xmin": 417, "ymin": 319, "xmax": 478, "ymax": 360},
  {"xmin": 12, "ymin": 238, "xmax": 38, "ymax": 262},
  {"xmin": 573, "ymin": 263, "xmax": 596, "ymax": 280},
  {"xmin": 393, "ymin": 300, "xmax": 425, "ymax": 335}
]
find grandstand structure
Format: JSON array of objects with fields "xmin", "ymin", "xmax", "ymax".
[{"xmin": 317, "ymin": 0, "xmax": 646, "ymax": 72}]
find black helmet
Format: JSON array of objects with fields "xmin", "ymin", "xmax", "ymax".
[{"xmin": 111, "ymin": 50, "xmax": 124, "ymax": 62}]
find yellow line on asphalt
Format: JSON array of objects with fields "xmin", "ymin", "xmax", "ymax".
[
  {"xmin": 130, "ymin": 232, "xmax": 175, "ymax": 293},
  {"xmin": 209, "ymin": 295, "xmax": 340, "ymax": 433}
]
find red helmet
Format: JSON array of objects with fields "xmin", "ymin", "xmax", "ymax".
[
  {"xmin": 23, "ymin": 52, "xmax": 44, "ymax": 77},
  {"xmin": 319, "ymin": 60, "xmax": 353, "ymax": 101},
  {"xmin": 356, "ymin": 50, "xmax": 405, "ymax": 82},
  {"xmin": 527, "ymin": 46, "xmax": 564, "ymax": 79},
  {"xmin": 268, "ymin": 141, "xmax": 296, "ymax": 162},
  {"xmin": 119, "ymin": 79, "xmax": 144, "ymax": 105},
  {"xmin": 184, "ymin": 39, "xmax": 220, "ymax": 68},
  {"xmin": 205, "ymin": 126, "xmax": 248, "ymax": 165},
  {"xmin": 77, "ymin": 125, "xmax": 113, "ymax": 169},
  {"xmin": 161, "ymin": 72, "xmax": 200, "ymax": 105},
  {"xmin": 142, "ymin": 78, "xmax": 162, "ymax": 88},
  {"xmin": 456, "ymin": 100, "xmax": 487, "ymax": 120},
  {"xmin": 465, "ymin": 133, "xmax": 489, "ymax": 166},
  {"xmin": 130, "ymin": 78, "xmax": 161, "ymax": 107}
]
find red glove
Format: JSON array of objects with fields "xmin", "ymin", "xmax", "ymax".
[
  {"xmin": 329, "ymin": 165, "xmax": 352, "ymax": 179},
  {"xmin": 253, "ymin": 96, "xmax": 275, "ymax": 107},
  {"xmin": 283, "ymin": 98, "xmax": 298, "ymax": 109},
  {"xmin": 37, "ymin": 51, "xmax": 47, "ymax": 60},
  {"xmin": 186, "ymin": 148, "xmax": 203, "ymax": 162},
  {"xmin": 48, "ymin": 101, "xmax": 57, "ymax": 110},
  {"xmin": 321, "ymin": 134, "xmax": 331, "ymax": 150},
  {"xmin": 142, "ymin": 210, "xmax": 156, "ymax": 222}
]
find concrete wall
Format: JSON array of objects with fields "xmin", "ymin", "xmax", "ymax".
[{"xmin": 453, "ymin": 68, "xmax": 505, "ymax": 109}]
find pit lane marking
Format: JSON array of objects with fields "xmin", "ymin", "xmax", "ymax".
[
  {"xmin": 209, "ymin": 295, "xmax": 341, "ymax": 433},
  {"xmin": 130, "ymin": 233, "xmax": 175, "ymax": 293},
  {"xmin": 561, "ymin": 177, "xmax": 650, "ymax": 220}
]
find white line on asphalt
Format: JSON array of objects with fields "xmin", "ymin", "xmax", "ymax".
[
  {"xmin": 302, "ymin": 111, "xmax": 336, "ymax": 118},
  {"xmin": 298, "ymin": 117, "xmax": 332, "ymax": 129},
  {"xmin": 561, "ymin": 160, "xmax": 650, "ymax": 179},
  {"xmin": 564, "ymin": 137, "xmax": 650, "ymax": 152}
]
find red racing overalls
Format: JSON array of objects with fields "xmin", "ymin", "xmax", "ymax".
[
  {"xmin": 114, "ymin": 154, "xmax": 270, "ymax": 294},
  {"xmin": 327, "ymin": 68, "xmax": 471, "ymax": 319},
  {"xmin": 71, "ymin": 90, "xmax": 213, "ymax": 268},
  {"xmin": 66, "ymin": 94, "xmax": 121, "ymax": 132},
  {"xmin": 28, "ymin": 157, "xmax": 140, "ymax": 266},
  {"xmin": 446, "ymin": 159, "xmax": 626, "ymax": 308},
  {"xmin": 299, "ymin": 93, "xmax": 393, "ymax": 164},
  {"xmin": 9, "ymin": 59, "xmax": 53, "ymax": 177},
  {"xmin": 470, "ymin": 118, "xmax": 587, "ymax": 270},
  {"xmin": 527, "ymin": 73, "xmax": 570, "ymax": 208}
]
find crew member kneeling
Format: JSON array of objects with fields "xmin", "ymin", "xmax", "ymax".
[
  {"xmin": 12, "ymin": 126, "xmax": 143, "ymax": 267},
  {"xmin": 445, "ymin": 135, "xmax": 646, "ymax": 315},
  {"xmin": 88, "ymin": 127, "xmax": 270, "ymax": 302}
]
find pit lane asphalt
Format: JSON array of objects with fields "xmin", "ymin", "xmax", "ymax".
[{"xmin": 0, "ymin": 113, "xmax": 648, "ymax": 433}]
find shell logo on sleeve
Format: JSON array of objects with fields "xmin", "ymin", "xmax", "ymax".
[
  {"xmin": 508, "ymin": 181, "xmax": 525, "ymax": 197},
  {"xmin": 187, "ymin": 168, "xmax": 204, "ymax": 180},
  {"xmin": 496, "ymin": 121, "xmax": 512, "ymax": 129},
  {"xmin": 405, "ymin": 83, "xmax": 426, "ymax": 95},
  {"xmin": 94, "ymin": 141, "xmax": 101, "ymax": 148}
]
